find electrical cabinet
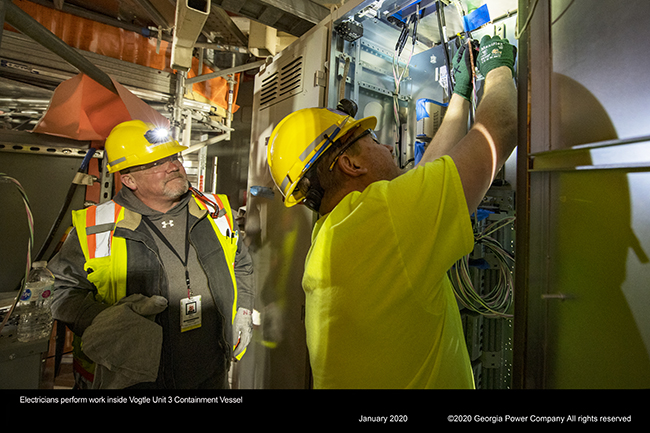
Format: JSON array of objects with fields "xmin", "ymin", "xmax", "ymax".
[{"xmin": 244, "ymin": 0, "xmax": 519, "ymax": 389}]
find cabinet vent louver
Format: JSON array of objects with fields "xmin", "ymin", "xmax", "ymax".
[{"xmin": 260, "ymin": 56, "xmax": 304, "ymax": 109}]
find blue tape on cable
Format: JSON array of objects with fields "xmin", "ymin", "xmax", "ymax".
[
  {"xmin": 473, "ymin": 208, "xmax": 494, "ymax": 222},
  {"xmin": 250, "ymin": 186, "xmax": 275, "ymax": 199},
  {"xmin": 414, "ymin": 141, "xmax": 426, "ymax": 165},
  {"xmin": 416, "ymin": 98, "xmax": 448, "ymax": 121},
  {"xmin": 463, "ymin": 4, "xmax": 491, "ymax": 32}
]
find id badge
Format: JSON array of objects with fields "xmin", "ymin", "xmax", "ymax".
[{"xmin": 180, "ymin": 295, "xmax": 202, "ymax": 332}]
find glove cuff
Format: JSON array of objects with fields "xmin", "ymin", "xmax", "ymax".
[{"xmin": 453, "ymin": 84, "xmax": 473, "ymax": 101}]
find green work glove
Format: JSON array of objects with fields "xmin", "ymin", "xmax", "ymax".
[
  {"xmin": 452, "ymin": 40, "xmax": 479, "ymax": 101},
  {"xmin": 477, "ymin": 35, "xmax": 517, "ymax": 78}
]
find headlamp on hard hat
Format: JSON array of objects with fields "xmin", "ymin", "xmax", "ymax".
[
  {"xmin": 105, "ymin": 120, "xmax": 187, "ymax": 173},
  {"xmin": 144, "ymin": 127, "xmax": 171, "ymax": 144}
]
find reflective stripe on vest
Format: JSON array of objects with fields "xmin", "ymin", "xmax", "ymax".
[
  {"xmin": 192, "ymin": 193, "xmax": 239, "ymax": 324},
  {"xmin": 71, "ymin": 193, "xmax": 242, "ymax": 374},
  {"xmin": 72, "ymin": 194, "xmax": 238, "ymax": 308},
  {"xmin": 84, "ymin": 200, "xmax": 123, "ymax": 259}
]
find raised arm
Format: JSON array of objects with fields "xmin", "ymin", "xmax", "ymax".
[
  {"xmin": 417, "ymin": 40, "xmax": 476, "ymax": 165},
  {"xmin": 447, "ymin": 35, "xmax": 518, "ymax": 213},
  {"xmin": 417, "ymin": 93, "xmax": 470, "ymax": 164}
]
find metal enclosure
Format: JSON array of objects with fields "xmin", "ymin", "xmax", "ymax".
[
  {"xmin": 517, "ymin": 0, "xmax": 650, "ymax": 388},
  {"xmin": 239, "ymin": 25, "xmax": 330, "ymax": 388},
  {"xmin": 244, "ymin": 0, "xmax": 520, "ymax": 388}
]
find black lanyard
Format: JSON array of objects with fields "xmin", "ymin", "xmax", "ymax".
[{"xmin": 143, "ymin": 214, "xmax": 192, "ymax": 298}]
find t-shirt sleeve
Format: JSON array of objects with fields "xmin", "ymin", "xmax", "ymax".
[{"xmin": 385, "ymin": 155, "xmax": 474, "ymax": 286}]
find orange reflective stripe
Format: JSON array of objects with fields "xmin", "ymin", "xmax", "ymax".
[
  {"xmin": 82, "ymin": 201, "xmax": 123, "ymax": 260},
  {"xmin": 212, "ymin": 195, "xmax": 232, "ymax": 230}
]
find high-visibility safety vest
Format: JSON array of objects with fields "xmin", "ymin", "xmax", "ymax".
[{"xmin": 70, "ymin": 192, "xmax": 240, "ymax": 383}]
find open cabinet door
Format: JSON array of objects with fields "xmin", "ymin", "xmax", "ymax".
[{"xmin": 517, "ymin": 0, "xmax": 650, "ymax": 389}]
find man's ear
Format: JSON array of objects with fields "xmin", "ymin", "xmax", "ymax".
[
  {"xmin": 337, "ymin": 153, "xmax": 368, "ymax": 177},
  {"xmin": 120, "ymin": 173, "xmax": 137, "ymax": 191}
]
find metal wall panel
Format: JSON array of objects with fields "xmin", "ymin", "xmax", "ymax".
[
  {"xmin": 235, "ymin": 25, "xmax": 329, "ymax": 388},
  {"xmin": 0, "ymin": 143, "xmax": 89, "ymax": 293},
  {"xmin": 522, "ymin": 0, "xmax": 650, "ymax": 388}
]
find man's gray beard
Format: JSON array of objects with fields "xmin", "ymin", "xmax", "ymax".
[{"xmin": 163, "ymin": 177, "xmax": 190, "ymax": 199}]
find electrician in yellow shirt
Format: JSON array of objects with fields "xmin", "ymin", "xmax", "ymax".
[{"xmin": 266, "ymin": 35, "xmax": 517, "ymax": 389}]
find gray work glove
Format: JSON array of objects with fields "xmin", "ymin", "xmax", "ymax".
[
  {"xmin": 477, "ymin": 34, "xmax": 517, "ymax": 78},
  {"xmin": 116, "ymin": 293, "xmax": 168, "ymax": 318},
  {"xmin": 232, "ymin": 307, "xmax": 253, "ymax": 361},
  {"xmin": 452, "ymin": 40, "xmax": 479, "ymax": 101},
  {"xmin": 82, "ymin": 294, "xmax": 168, "ymax": 389}
]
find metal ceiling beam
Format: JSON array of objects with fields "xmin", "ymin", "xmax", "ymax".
[
  {"xmin": 133, "ymin": 0, "xmax": 173, "ymax": 29},
  {"xmin": 203, "ymin": 5, "xmax": 249, "ymax": 47},
  {"xmin": 261, "ymin": 0, "xmax": 329, "ymax": 24},
  {"xmin": 212, "ymin": 0, "xmax": 328, "ymax": 37},
  {"xmin": 26, "ymin": 0, "xmax": 163, "ymax": 40}
]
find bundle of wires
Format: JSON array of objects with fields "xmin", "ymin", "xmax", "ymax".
[
  {"xmin": 0, "ymin": 173, "xmax": 34, "ymax": 333},
  {"xmin": 391, "ymin": 6, "xmax": 420, "ymax": 146},
  {"xmin": 449, "ymin": 215, "xmax": 515, "ymax": 318}
]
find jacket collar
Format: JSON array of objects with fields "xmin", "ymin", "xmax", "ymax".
[{"xmin": 114, "ymin": 190, "xmax": 206, "ymax": 233}]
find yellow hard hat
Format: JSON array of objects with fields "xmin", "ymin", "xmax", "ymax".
[
  {"xmin": 267, "ymin": 107, "xmax": 376, "ymax": 207},
  {"xmin": 105, "ymin": 119, "xmax": 187, "ymax": 173}
]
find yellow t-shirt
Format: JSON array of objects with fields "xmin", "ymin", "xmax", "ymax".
[{"xmin": 302, "ymin": 155, "xmax": 475, "ymax": 389}]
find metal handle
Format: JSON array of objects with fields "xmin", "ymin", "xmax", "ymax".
[{"xmin": 541, "ymin": 293, "xmax": 569, "ymax": 300}]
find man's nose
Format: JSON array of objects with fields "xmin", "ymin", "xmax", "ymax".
[{"xmin": 167, "ymin": 158, "xmax": 183, "ymax": 171}]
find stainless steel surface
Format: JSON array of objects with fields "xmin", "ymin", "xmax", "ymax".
[
  {"xmin": 521, "ymin": 0, "xmax": 650, "ymax": 389},
  {"xmin": 238, "ymin": 24, "xmax": 329, "ymax": 388}
]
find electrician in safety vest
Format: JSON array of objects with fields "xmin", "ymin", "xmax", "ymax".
[
  {"xmin": 49, "ymin": 120, "xmax": 254, "ymax": 389},
  {"xmin": 266, "ymin": 35, "xmax": 517, "ymax": 388}
]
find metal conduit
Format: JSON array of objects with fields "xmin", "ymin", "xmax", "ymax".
[
  {"xmin": 1, "ymin": 0, "xmax": 118, "ymax": 95},
  {"xmin": 185, "ymin": 59, "xmax": 268, "ymax": 85}
]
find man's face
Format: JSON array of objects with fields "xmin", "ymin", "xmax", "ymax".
[
  {"xmin": 355, "ymin": 132, "xmax": 402, "ymax": 183},
  {"xmin": 124, "ymin": 154, "xmax": 189, "ymax": 201}
]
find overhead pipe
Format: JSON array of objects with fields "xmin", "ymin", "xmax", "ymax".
[
  {"xmin": 185, "ymin": 59, "xmax": 267, "ymax": 85},
  {"xmin": 1, "ymin": 0, "xmax": 118, "ymax": 95},
  {"xmin": 170, "ymin": 0, "xmax": 211, "ymax": 71},
  {"xmin": 194, "ymin": 41, "xmax": 251, "ymax": 55}
]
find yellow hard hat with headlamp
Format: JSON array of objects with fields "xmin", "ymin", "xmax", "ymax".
[{"xmin": 105, "ymin": 120, "xmax": 187, "ymax": 173}]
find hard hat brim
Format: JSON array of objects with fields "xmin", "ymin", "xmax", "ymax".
[{"xmin": 282, "ymin": 114, "xmax": 377, "ymax": 207}]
